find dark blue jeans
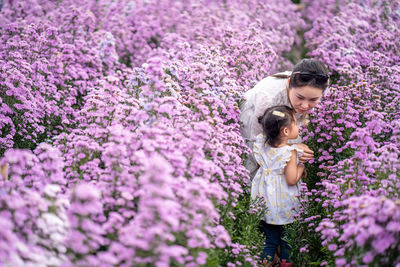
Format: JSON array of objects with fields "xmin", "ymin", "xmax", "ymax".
[{"xmin": 260, "ymin": 221, "xmax": 291, "ymax": 262}]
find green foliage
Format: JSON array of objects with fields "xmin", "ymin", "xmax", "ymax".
[
  {"xmin": 285, "ymin": 208, "xmax": 333, "ymax": 266},
  {"xmin": 207, "ymin": 192, "xmax": 265, "ymax": 266}
]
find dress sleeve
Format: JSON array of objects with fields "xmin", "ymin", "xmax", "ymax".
[
  {"xmin": 293, "ymin": 144, "xmax": 304, "ymax": 161},
  {"xmin": 280, "ymin": 145, "xmax": 304, "ymax": 168},
  {"xmin": 252, "ymin": 134, "xmax": 267, "ymax": 167}
]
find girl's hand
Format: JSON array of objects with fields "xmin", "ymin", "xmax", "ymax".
[{"xmin": 297, "ymin": 143, "xmax": 314, "ymax": 163}]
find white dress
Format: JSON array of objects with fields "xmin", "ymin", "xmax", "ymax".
[
  {"xmin": 239, "ymin": 71, "xmax": 307, "ymax": 177},
  {"xmin": 250, "ymin": 134, "xmax": 303, "ymax": 225}
]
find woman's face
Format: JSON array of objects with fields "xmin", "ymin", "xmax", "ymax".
[{"xmin": 288, "ymin": 85, "xmax": 323, "ymax": 114}]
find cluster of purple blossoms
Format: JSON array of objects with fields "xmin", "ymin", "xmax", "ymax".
[
  {"xmin": 2, "ymin": 0, "xmax": 398, "ymax": 265},
  {"xmin": 0, "ymin": 0, "xmax": 305, "ymax": 266},
  {"xmin": 290, "ymin": 0, "xmax": 400, "ymax": 265}
]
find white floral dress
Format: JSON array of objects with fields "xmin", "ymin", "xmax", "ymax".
[{"xmin": 250, "ymin": 134, "xmax": 303, "ymax": 225}]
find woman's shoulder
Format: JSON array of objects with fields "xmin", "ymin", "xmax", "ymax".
[
  {"xmin": 270, "ymin": 71, "xmax": 292, "ymax": 79},
  {"xmin": 246, "ymin": 71, "xmax": 291, "ymax": 95},
  {"xmin": 261, "ymin": 71, "xmax": 291, "ymax": 87}
]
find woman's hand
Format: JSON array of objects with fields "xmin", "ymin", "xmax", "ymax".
[{"xmin": 297, "ymin": 143, "xmax": 314, "ymax": 163}]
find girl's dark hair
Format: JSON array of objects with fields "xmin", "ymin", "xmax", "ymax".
[
  {"xmin": 258, "ymin": 105, "xmax": 296, "ymax": 147},
  {"xmin": 289, "ymin": 59, "xmax": 329, "ymax": 90},
  {"xmin": 271, "ymin": 59, "xmax": 329, "ymax": 91}
]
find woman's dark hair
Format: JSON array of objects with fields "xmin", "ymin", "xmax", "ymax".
[
  {"xmin": 289, "ymin": 59, "xmax": 329, "ymax": 90},
  {"xmin": 271, "ymin": 59, "xmax": 329, "ymax": 91},
  {"xmin": 258, "ymin": 105, "xmax": 296, "ymax": 147}
]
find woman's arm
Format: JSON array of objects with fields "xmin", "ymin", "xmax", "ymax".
[{"xmin": 296, "ymin": 143, "xmax": 314, "ymax": 163}]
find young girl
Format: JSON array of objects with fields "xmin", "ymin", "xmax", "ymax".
[{"xmin": 251, "ymin": 105, "xmax": 305, "ymax": 266}]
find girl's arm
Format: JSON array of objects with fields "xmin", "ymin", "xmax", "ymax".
[{"xmin": 284, "ymin": 150, "xmax": 303, "ymax": 186}]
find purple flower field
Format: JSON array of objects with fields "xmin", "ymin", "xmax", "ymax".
[{"xmin": 0, "ymin": 0, "xmax": 399, "ymax": 266}]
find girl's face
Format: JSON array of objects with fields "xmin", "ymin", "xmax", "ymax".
[
  {"xmin": 287, "ymin": 118, "xmax": 299, "ymax": 139},
  {"xmin": 288, "ymin": 85, "xmax": 323, "ymax": 114}
]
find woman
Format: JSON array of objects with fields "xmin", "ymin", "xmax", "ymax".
[{"xmin": 240, "ymin": 58, "xmax": 330, "ymax": 178}]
